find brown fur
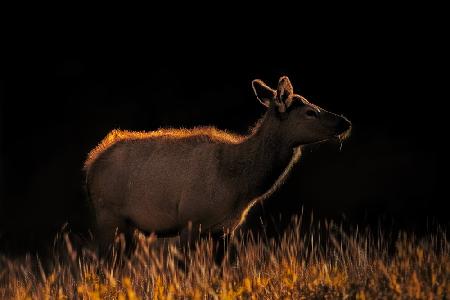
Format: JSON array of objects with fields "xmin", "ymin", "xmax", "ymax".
[
  {"xmin": 84, "ymin": 76, "xmax": 351, "ymax": 251},
  {"xmin": 84, "ymin": 127, "xmax": 245, "ymax": 171}
]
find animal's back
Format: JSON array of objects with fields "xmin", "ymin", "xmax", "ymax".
[
  {"xmin": 84, "ymin": 127, "xmax": 244, "ymax": 172},
  {"xmin": 84, "ymin": 127, "xmax": 244, "ymax": 171}
]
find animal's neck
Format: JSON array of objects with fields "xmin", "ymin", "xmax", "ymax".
[{"xmin": 226, "ymin": 108, "xmax": 301, "ymax": 202}]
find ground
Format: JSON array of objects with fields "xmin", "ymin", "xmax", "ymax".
[{"xmin": 1, "ymin": 216, "xmax": 449, "ymax": 299}]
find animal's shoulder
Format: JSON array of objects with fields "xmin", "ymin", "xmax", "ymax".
[{"xmin": 84, "ymin": 127, "xmax": 244, "ymax": 170}]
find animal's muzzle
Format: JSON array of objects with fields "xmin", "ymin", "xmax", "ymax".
[{"xmin": 335, "ymin": 116, "xmax": 352, "ymax": 137}]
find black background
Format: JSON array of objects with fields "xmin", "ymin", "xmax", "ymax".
[{"xmin": 0, "ymin": 10, "xmax": 444, "ymax": 253}]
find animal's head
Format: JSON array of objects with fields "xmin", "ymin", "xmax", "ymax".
[{"xmin": 252, "ymin": 76, "xmax": 352, "ymax": 146}]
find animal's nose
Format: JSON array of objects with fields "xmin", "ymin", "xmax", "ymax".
[{"xmin": 336, "ymin": 116, "xmax": 352, "ymax": 133}]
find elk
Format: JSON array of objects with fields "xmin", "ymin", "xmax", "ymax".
[{"xmin": 84, "ymin": 76, "xmax": 351, "ymax": 252}]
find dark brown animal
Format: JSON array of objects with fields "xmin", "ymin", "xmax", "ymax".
[{"xmin": 84, "ymin": 76, "xmax": 351, "ymax": 251}]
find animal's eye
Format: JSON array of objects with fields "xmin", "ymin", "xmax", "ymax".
[{"xmin": 305, "ymin": 109, "xmax": 319, "ymax": 118}]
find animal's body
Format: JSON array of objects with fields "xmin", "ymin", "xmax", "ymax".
[{"xmin": 84, "ymin": 76, "xmax": 351, "ymax": 251}]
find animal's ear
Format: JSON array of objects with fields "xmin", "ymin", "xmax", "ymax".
[
  {"xmin": 275, "ymin": 76, "xmax": 294, "ymax": 112},
  {"xmin": 252, "ymin": 79, "xmax": 276, "ymax": 108}
]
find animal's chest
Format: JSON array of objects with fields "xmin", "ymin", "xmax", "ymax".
[{"xmin": 195, "ymin": 186, "xmax": 250, "ymax": 234}]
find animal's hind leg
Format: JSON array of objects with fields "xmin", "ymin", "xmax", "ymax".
[
  {"xmin": 95, "ymin": 210, "xmax": 127, "ymax": 258},
  {"xmin": 173, "ymin": 223, "xmax": 202, "ymax": 272},
  {"xmin": 179, "ymin": 221, "xmax": 202, "ymax": 252}
]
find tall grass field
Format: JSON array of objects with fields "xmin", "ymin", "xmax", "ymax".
[{"xmin": 1, "ymin": 216, "xmax": 449, "ymax": 299}]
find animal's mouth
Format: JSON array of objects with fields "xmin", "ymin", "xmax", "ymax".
[
  {"xmin": 332, "ymin": 126, "xmax": 352, "ymax": 151},
  {"xmin": 335, "ymin": 126, "xmax": 352, "ymax": 141},
  {"xmin": 299, "ymin": 126, "xmax": 352, "ymax": 147}
]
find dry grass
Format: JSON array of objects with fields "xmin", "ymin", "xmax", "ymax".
[{"xmin": 1, "ymin": 217, "xmax": 449, "ymax": 299}]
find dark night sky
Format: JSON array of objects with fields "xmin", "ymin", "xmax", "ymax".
[{"xmin": 0, "ymin": 12, "xmax": 444, "ymax": 252}]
